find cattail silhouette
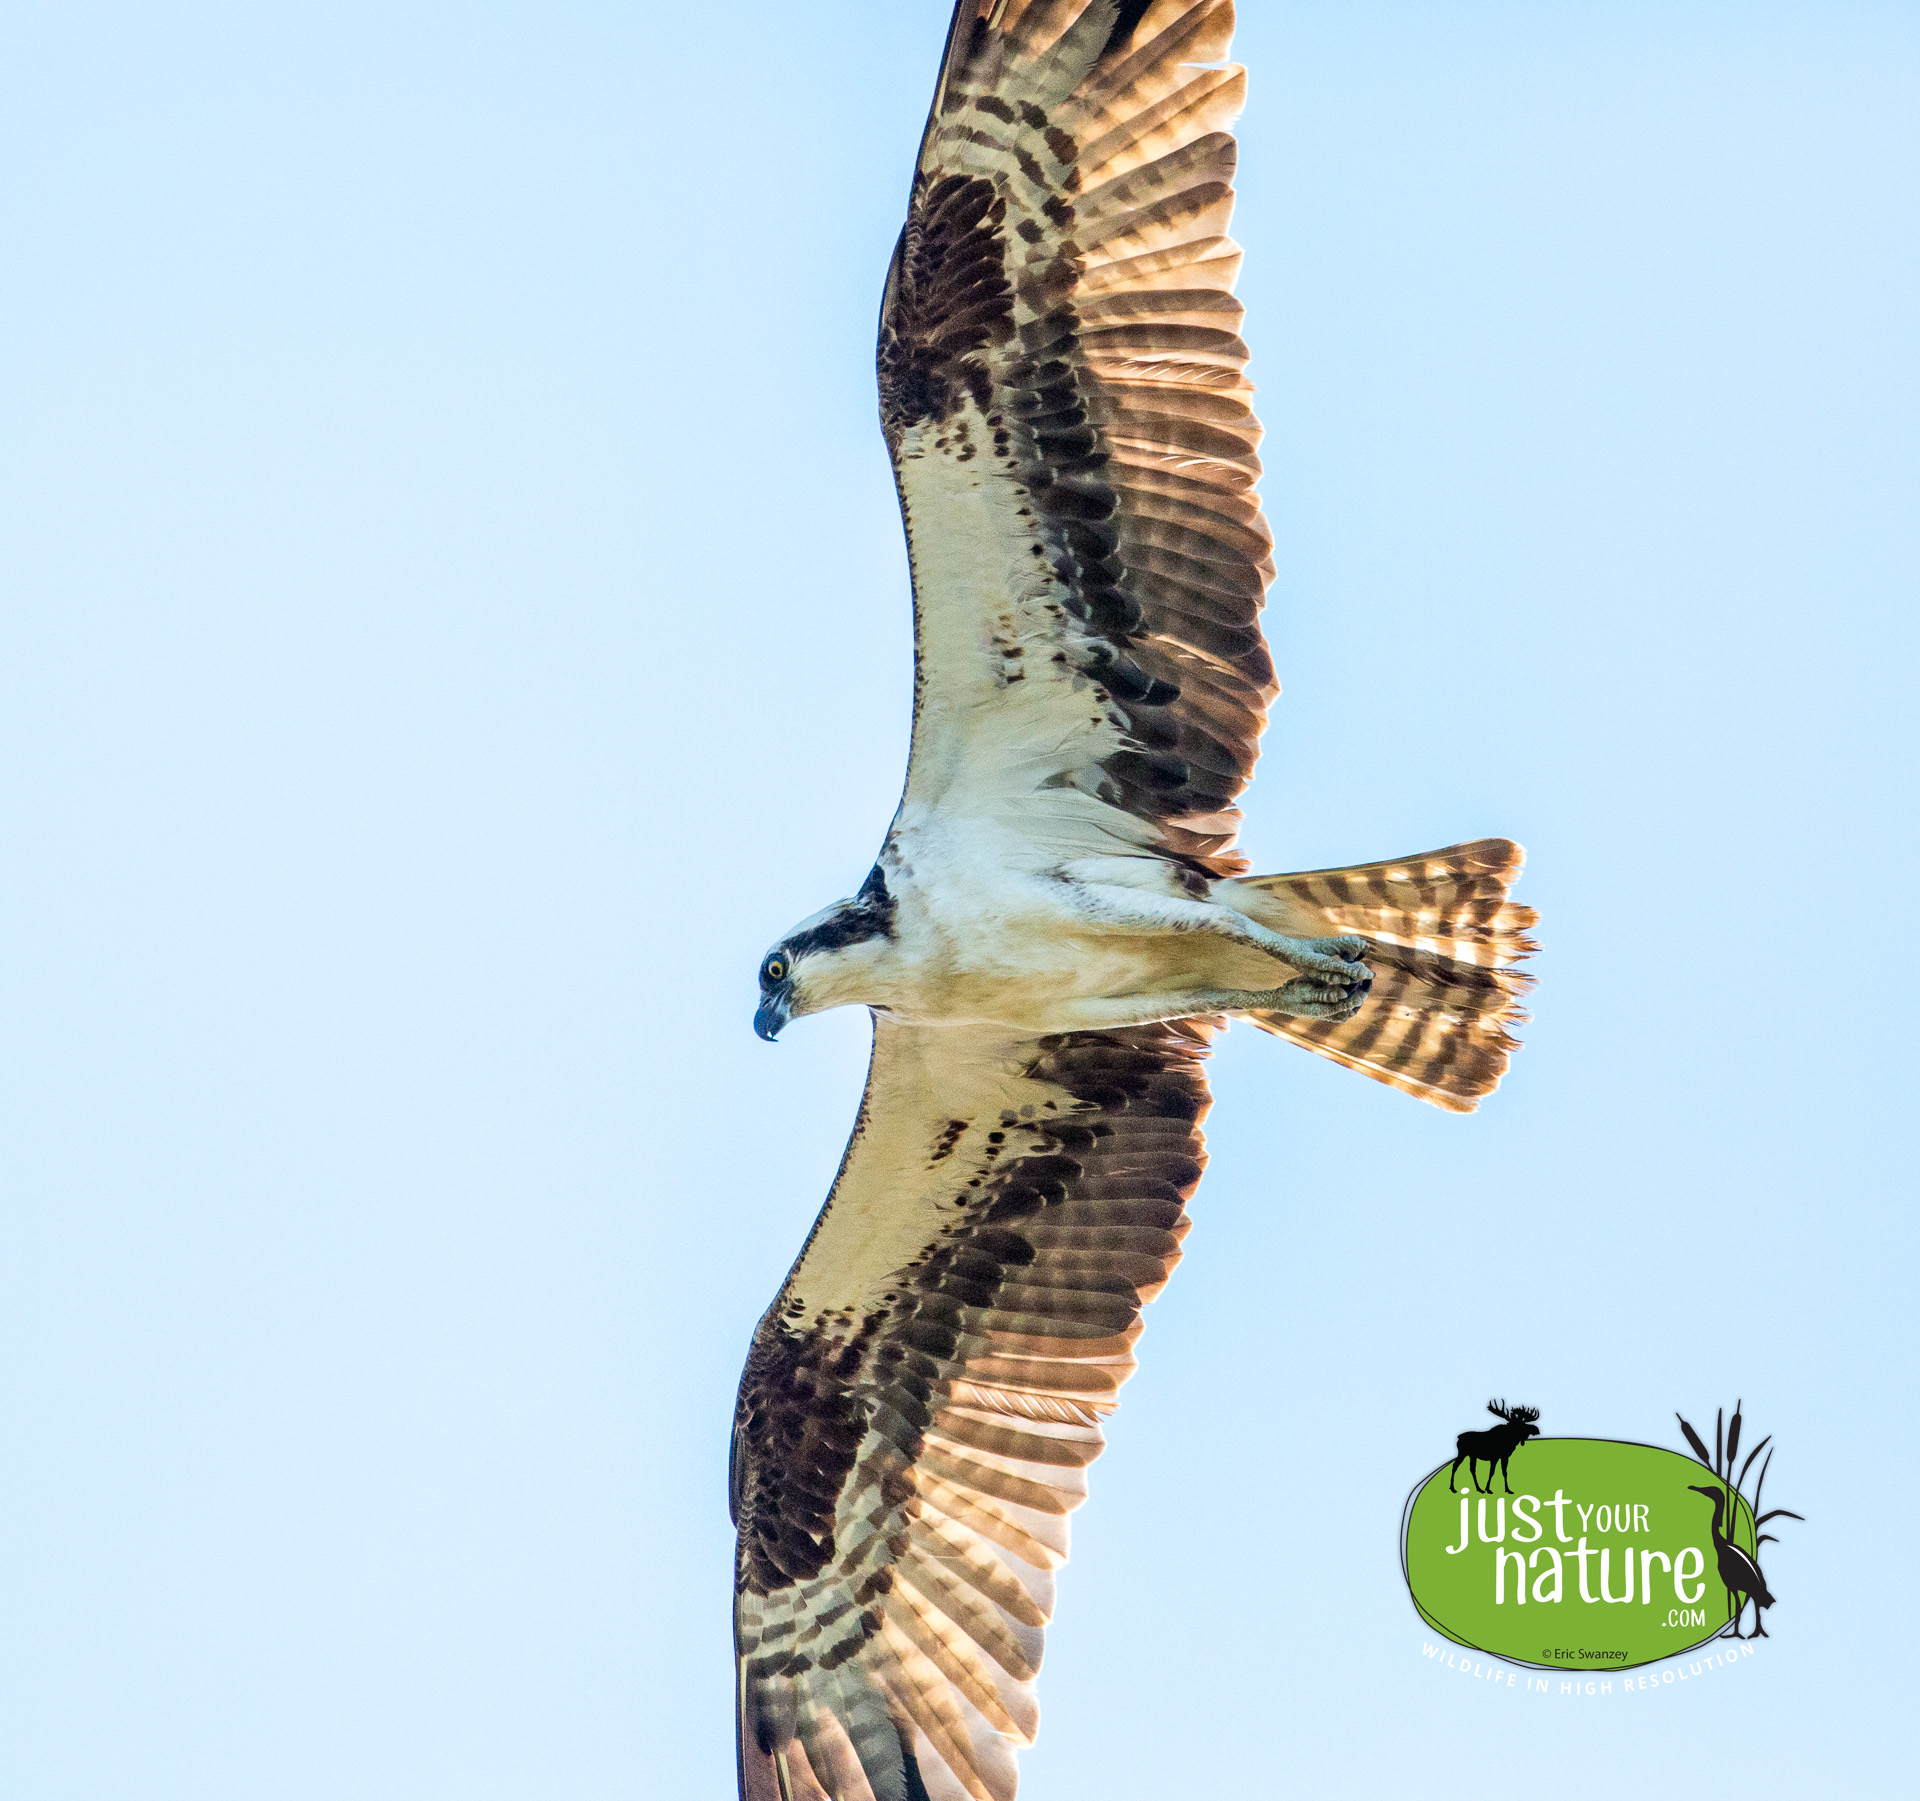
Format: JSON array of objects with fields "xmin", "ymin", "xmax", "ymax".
[{"xmin": 1676, "ymin": 1400, "xmax": 1804, "ymax": 1638}]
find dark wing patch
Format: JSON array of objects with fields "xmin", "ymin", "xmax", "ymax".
[
  {"xmin": 880, "ymin": 177, "xmax": 1016, "ymax": 433},
  {"xmin": 1098, "ymin": 0, "xmax": 1158, "ymax": 60},
  {"xmin": 734, "ymin": 1312, "xmax": 887, "ymax": 1593}
]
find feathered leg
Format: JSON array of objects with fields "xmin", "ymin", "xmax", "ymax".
[{"xmin": 1056, "ymin": 874, "xmax": 1372, "ymax": 985}]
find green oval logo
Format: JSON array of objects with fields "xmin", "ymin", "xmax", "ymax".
[{"xmin": 1400, "ymin": 1439, "xmax": 1760, "ymax": 1670}]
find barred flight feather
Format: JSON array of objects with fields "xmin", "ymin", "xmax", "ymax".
[{"xmin": 1230, "ymin": 838, "xmax": 1539, "ymax": 1112}]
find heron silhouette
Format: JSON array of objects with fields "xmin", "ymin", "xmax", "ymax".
[{"xmin": 1688, "ymin": 1483, "xmax": 1774, "ymax": 1638}]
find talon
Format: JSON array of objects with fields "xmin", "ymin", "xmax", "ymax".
[
  {"xmin": 1255, "ymin": 975, "xmax": 1370, "ymax": 1022},
  {"xmin": 1268, "ymin": 933, "xmax": 1375, "ymax": 984}
]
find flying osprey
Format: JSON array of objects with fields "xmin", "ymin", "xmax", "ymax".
[{"xmin": 732, "ymin": 6, "xmax": 1536, "ymax": 1798}]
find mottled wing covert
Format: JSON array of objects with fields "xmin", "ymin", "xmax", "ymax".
[
  {"xmin": 733, "ymin": 1016, "xmax": 1212, "ymax": 1801},
  {"xmin": 882, "ymin": 0, "xmax": 1274, "ymax": 879}
]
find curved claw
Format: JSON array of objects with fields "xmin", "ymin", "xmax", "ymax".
[
  {"xmin": 1272, "ymin": 933, "xmax": 1372, "ymax": 983},
  {"xmin": 1257, "ymin": 972, "xmax": 1372, "ymax": 1022}
]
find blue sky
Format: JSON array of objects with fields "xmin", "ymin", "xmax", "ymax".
[{"xmin": 3, "ymin": 3, "xmax": 1915, "ymax": 1796}]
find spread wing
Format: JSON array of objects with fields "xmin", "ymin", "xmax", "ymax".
[
  {"xmin": 733, "ymin": 1016, "xmax": 1212, "ymax": 1801},
  {"xmin": 882, "ymin": 0, "xmax": 1273, "ymax": 880}
]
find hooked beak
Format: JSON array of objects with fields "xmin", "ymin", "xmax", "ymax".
[{"xmin": 754, "ymin": 991, "xmax": 790, "ymax": 1043}]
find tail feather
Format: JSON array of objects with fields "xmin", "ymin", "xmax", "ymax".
[{"xmin": 1227, "ymin": 838, "xmax": 1537, "ymax": 1113}]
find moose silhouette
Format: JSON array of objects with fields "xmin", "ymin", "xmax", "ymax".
[{"xmin": 1449, "ymin": 1400, "xmax": 1541, "ymax": 1494}]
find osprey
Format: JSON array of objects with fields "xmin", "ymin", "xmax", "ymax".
[{"xmin": 732, "ymin": 6, "xmax": 1536, "ymax": 1798}]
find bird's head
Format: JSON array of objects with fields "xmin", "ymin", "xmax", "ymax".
[{"xmin": 753, "ymin": 866, "xmax": 897, "ymax": 1042}]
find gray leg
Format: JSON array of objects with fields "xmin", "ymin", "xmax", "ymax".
[
  {"xmin": 1054, "ymin": 878, "xmax": 1372, "ymax": 984},
  {"xmin": 1039, "ymin": 979, "xmax": 1369, "ymax": 1033}
]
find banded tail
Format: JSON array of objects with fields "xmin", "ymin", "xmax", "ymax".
[{"xmin": 1227, "ymin": 838, "xmax": 1538, "ymax": 1113}]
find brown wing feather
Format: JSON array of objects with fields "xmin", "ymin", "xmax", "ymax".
[
  {"xmin": 734, "ymin": 1015, "xmax": 1212, "ymax": 1801},
  {"xmin": 881, "ymin": 0, "xmax": 1273, "ymax": 878}
]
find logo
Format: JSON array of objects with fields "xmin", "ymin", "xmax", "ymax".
[{"xmin": 1400, "ymin": 1401, "xmax": 1801, "ymax": 1671}]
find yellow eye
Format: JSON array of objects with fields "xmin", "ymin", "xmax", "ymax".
[{"xmin": 763, "ymin": 956, "xmax": 788, "ymax": 984}]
